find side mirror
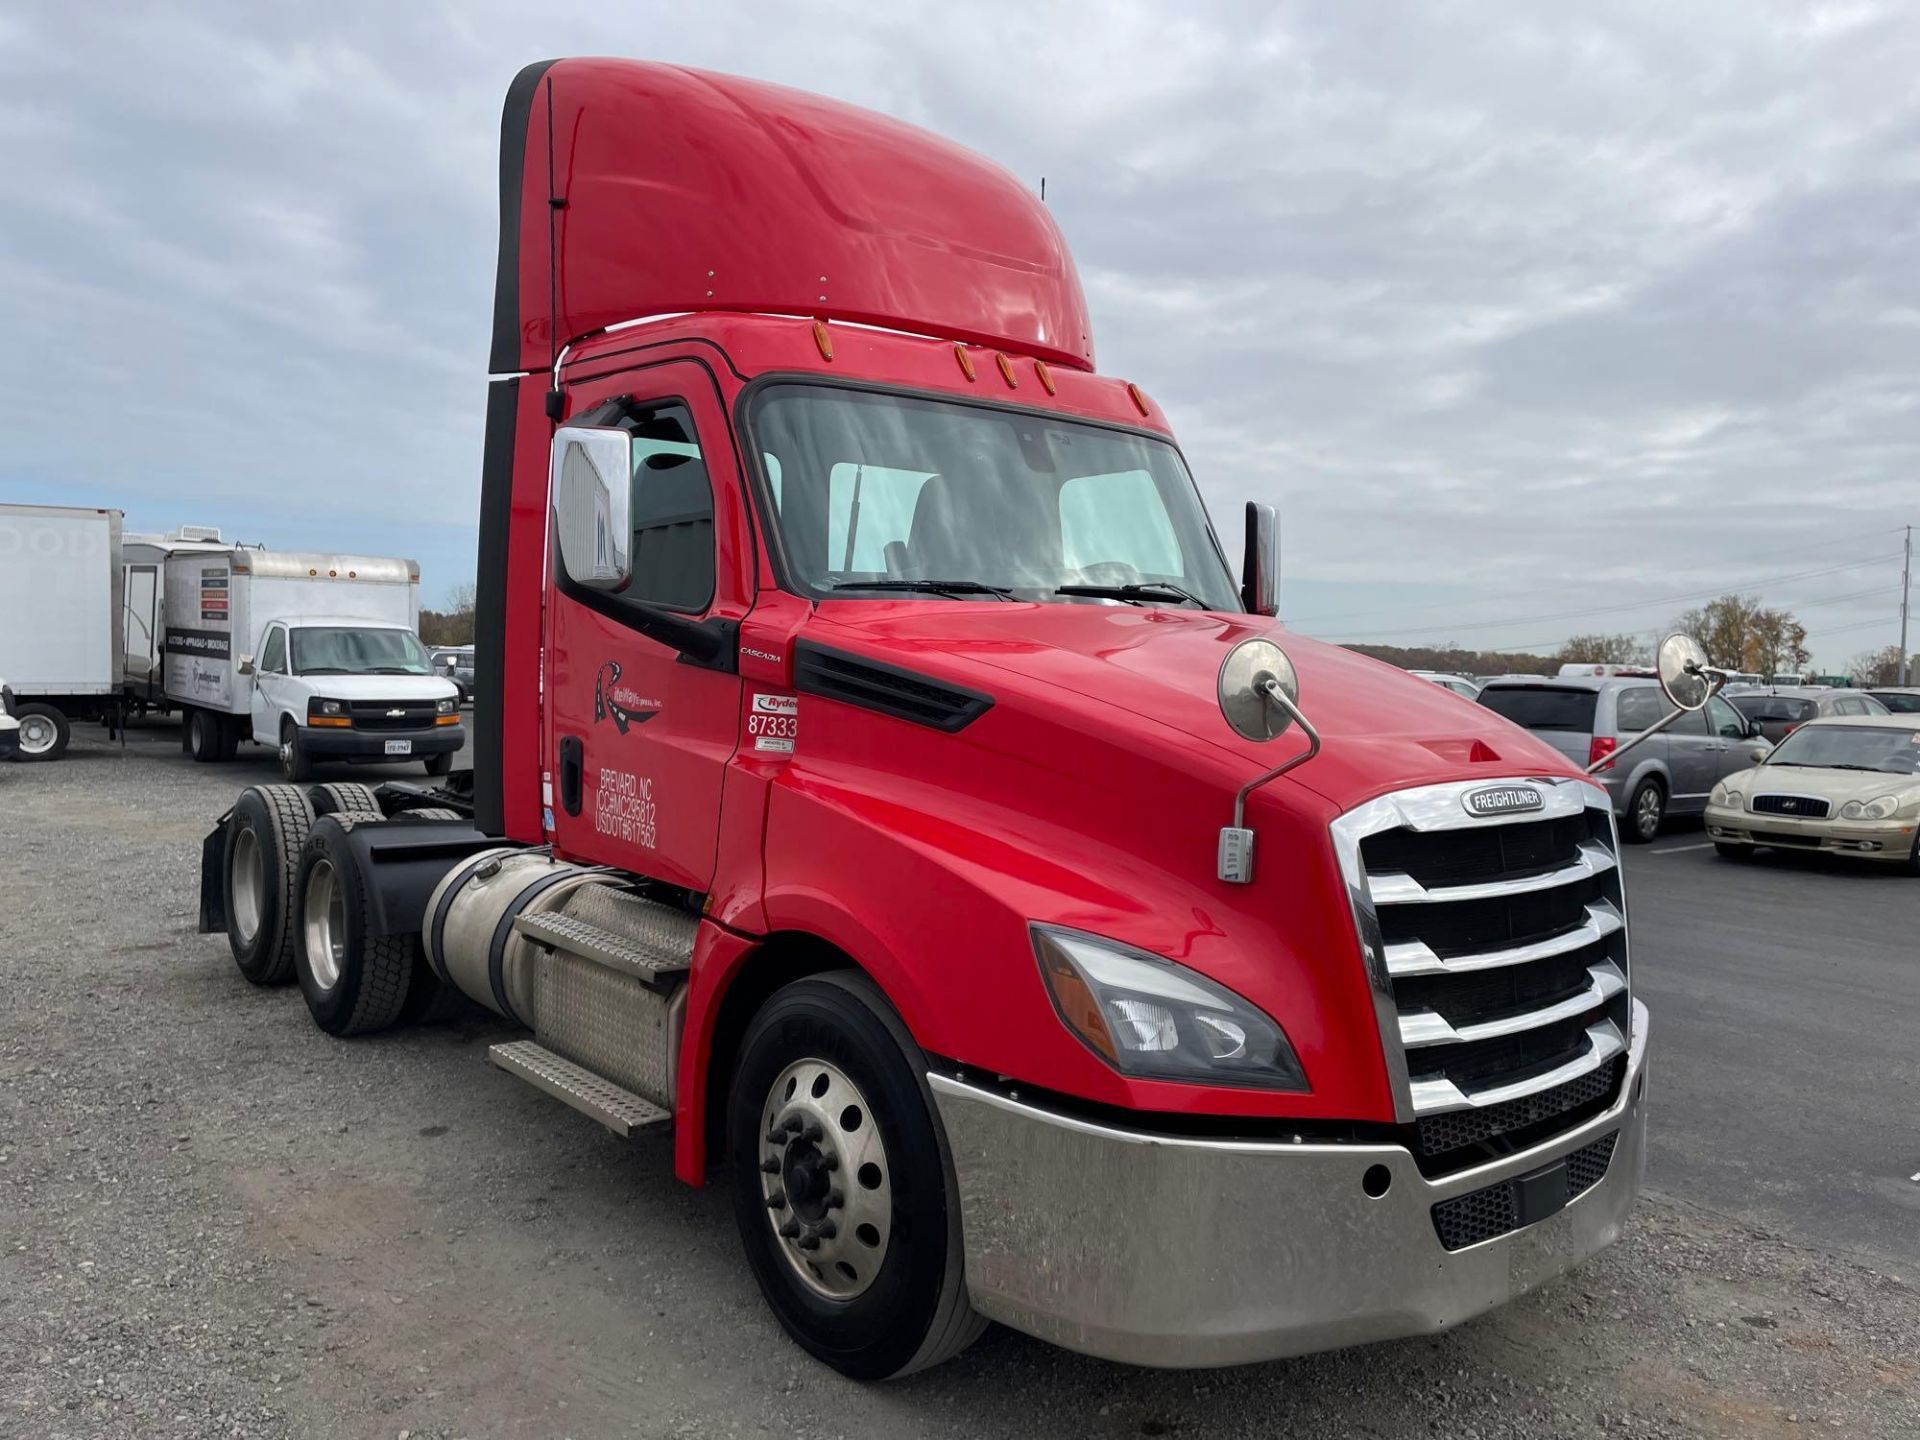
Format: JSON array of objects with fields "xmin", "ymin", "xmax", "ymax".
[
  {"xmin": 237, "ymin": 655, "xmax": 255, "ymax": 676},
  {"xmin": 551, "ymin": 425, "xmax": 633, "ymax": 591},
  {"xmin": 1748, "ymin": 744, "xmax": 1773, "ymax": 765},
  {"xmin": 1745, "ymin": 719, "xmax": 1764, "ymax": 740},
  {"xmin": 1215, "ymin": 637, "xmax": 1321, "ymax": 882},
  {"xmin": 1241, "ymin": 502, "xmax": 1278, "ymax": 617},
  {"xmin": 1656, "ymin": 633, "xmax": 1712, "ymax": 711}
]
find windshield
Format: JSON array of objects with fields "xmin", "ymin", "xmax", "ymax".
[
  {"xmin": 1477, "ymin": 686, "xmax": 1598, "ymax": 733},
  {"xmin": 747, "ymin": 385, "xmax": 1241, "ymax": 609},
  {"xmin": 290, "ymin": 627, "xmax": 430, "ymax": 676},
  {"xmin": 1766, "ymin": 724, "xmax": 1920, "ymax": 775}
]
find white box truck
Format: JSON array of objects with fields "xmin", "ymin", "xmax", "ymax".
[
  {"xmin": 163, "ymin": 548, "xmax": 464, "ymax": 779},
  {"xmin": 0, "ymin": 503, "xmax": 125, "ymax": 760}
]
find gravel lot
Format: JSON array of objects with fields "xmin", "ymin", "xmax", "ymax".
[{"xmin": 2, "ymin": 721, "xmax": 1917, "ymax": 1439}]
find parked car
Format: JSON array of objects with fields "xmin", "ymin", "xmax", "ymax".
[
  {"xmin": 1409, "ymin": 669, "xmax": 1479, "ymax": 698},
  {"xmin": 430, "ymin": 645, "xmax": 476, "ymax": 704},
  {"xmin": 1866, "ymin": 686, "xmax": 1920, "ymax": 715},
  {"xmin": 1705, "ymin": 715, "xmax": 1920, "ymax": 872},
  {"xmin": 1725, "ymin": 687, "xmax": 1889, "ymax": 744},
  {"xmin": 1476, "ymin": 676, "xmax": 1770, "ymax": 842}
]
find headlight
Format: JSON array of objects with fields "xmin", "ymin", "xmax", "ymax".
[
  {"xmin": 1709, "ymin": 781, "xmax": 1731, "ymax": 806},
  {"xmin": 1031, "ymin": 924, "xmax": 1306, "ymax": 1089},
  {"xmin": 1840, "ymin": 795, "xmax": 1900, "ymax": 820},
  {"xmin": 315, "ymin": 699, "xmax": 343, "ymax": 717},
  {"xmin": 436, "ymin": 697, "xmax": 457, "ymax": 715}
]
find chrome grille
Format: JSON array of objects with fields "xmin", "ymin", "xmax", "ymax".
[
  {"xmin": 1332, "ymin": 778, "xmax": 1631, "ymax": 1128},
  {"xmin": 1749, "ymin": 793, "xmax": 1830, "ymax": 819}
]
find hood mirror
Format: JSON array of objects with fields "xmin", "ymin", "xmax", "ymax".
[
  {"xmin": 1585, "ymin": 631, "xmax": 1725, "ymax": 778},
  {"xmin": 1657, "ymin": 633, "xmax": 1712, "ymax": 711},
  {"xmin": 1218, "ymin": 637, "xmax": 1298, "ymax": 742},
  {"xmin": 1216, "ymin": 635, "xmax": 1322, "ymax": 883}
]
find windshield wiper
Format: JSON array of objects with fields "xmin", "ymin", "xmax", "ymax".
[
  {"xmin": 829, "ymin": 579, "xmax": 1016, "ymax": 601},
  {"xmin": 1055, "ymin": 582, "xmax": 1205, "ymax": 607},
  {"xmin": 365, "ymin": 666, "xmax": 418, "ymax": 674},
  {"xmin": 1819, "ymin": 763, "xmax": 1891, "ymax": 772},
  {"xmin": 296, "ymin": 666, "xmax": 350, "ymax": 675}
]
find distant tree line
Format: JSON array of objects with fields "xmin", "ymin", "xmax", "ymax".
[{"xmin": 420, "ymin": 582, "xmax": 477, "ymax": 647}]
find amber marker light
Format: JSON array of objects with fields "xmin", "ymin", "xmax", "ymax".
[
  {"xmin": 995, "ymin": 352, "xmax": 1018, "ymax": 388},
  {"xmin": 1034, "ymin": 359, "xmax": 1057, "ymax": 395},
  {"xmin": 811, "ymin": 320, "xmax": 834, "ymax": 361},
  {"xmin": 954, "ymin": 344, "xmax": 976, "ymax": 381},
  {"xmin": 1126, "ymin": 382, "xmax": 1150, "ymax": 416}
]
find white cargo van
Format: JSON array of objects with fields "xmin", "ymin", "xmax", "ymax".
[
  {"xmin": 163, "ymin": 549, "xmax": 463, "ymax": 779},
  {"xmin": 0, "ymin": 503, "xmax": 125, "ymax": 760}
]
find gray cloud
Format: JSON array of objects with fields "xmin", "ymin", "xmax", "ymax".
[{"xmin": 1, "ymin": 0, "xmax": 1914, "ymax": 665}]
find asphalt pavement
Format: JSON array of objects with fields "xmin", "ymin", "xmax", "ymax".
[{"xmin": 1624, "ymin": 828, "xmax": 1920, "ymax": 1271}]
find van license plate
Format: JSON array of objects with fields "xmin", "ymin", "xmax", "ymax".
[{"xmin": 384, "ymin": 739, "xmax": 412, "ymax": 756}]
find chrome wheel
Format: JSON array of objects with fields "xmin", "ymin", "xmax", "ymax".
[
  {"xmin": 301, "ymin": 858, "xmax": 346, "ymax": 990},
  {"xmin": 17, "ymin": 714, "xmax": 56, "ymax": 756},
  {"xmin": 758, "ymin": 1058, "xmax": 892, "ymax": 1300},
  {"xmin": 230, "ymin": 827, "xmax": 264, "ymax": 944}
]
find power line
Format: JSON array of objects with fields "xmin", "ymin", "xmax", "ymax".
[
  {"xmin": 1286, "ymin": 525, "xmax": 1910, "ymax": 626},
  {"xmin": 1308, "ymin": 554, "xmax": 1904, "ymax": 642}
]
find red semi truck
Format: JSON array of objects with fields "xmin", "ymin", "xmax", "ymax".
[{"xmin": 200, "ymin": 59, "xmax": 1654, "ymax": 1378}]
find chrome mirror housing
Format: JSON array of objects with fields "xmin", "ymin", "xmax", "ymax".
[
  {"xmin": 551, "ymin": 426, "xmax": 633, "ymax": 591},
  {"xmin": 1657, "ymin": 633, "xmax": 1712, "ymax": 711},
  {"xmin": 1216, "ymin": 636, "xmax": 1322, "ymax": 883}
]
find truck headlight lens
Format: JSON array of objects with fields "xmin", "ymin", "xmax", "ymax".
[
  {"xmin": 1031, "ymin": 924, "xmax": 1306, "ymax": 1089},
  {"xmin": 316, "ymin": 699, "xmax": 343, "ymax": 716},
  {"xmin": 1840, "ymin": 795, "xmax": 1899, "ymax": 820},
  {"xmin": 436, "ymin": 697, "xmax": 457, "ymax": 715}
]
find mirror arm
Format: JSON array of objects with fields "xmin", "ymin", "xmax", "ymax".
[
  {"xmin": 1232, "ymin": 677, "xmax": 1322, "ymax": 827},
  {"xmin": 1585, "ymin": 669, "xmax": 1727, "ymax": 777}
]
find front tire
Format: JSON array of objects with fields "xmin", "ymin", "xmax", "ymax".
[
  {"xmin": 224, "ymin": 784, "xmax": 315, "ymax": 985},
  {"xmin": 423, "ymin": 751, "xmax": 454, "ymax": 777},
  {"xmin": 1713, "ymin": 841, "xmax": 1752, "ymax": 861},
  {"xmin": 1624, "ymin": 778, "xmax": 1665, "ymax": 844},
  {"xmin": 280, "ymin": 720, "xmax": 313, "ymax": 782},
  {"xmin": 294, "ymin": 816, "xmax": 415, "ymax": 1036},
  {"xmin": 13, "ymin": 703, "xmax": 69, "ymax": 761},
  {"xmin": 729, "ymin": 972, "xmax": 982, "ymax": 1380}
]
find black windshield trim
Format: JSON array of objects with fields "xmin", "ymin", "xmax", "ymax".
[{"xmin": 733, "ymin": 373, "xmax": 1236, "ymax": 606}]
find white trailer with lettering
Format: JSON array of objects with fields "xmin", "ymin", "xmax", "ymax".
[{"xmin": 0, "ymin": 503, "xmax": 124, "ymax": 760}]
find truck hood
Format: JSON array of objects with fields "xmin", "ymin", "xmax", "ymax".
[
  {"xmin": 295, "ymin": 673, "xmax": 459, "ymax": 703},
  {"xmin": 809, "ymin": 602, "xmax": 1580, "ymax": 808}
]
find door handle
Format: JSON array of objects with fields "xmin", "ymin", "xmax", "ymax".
[{"xmin": 559, "ymin": 736, "xmax": 584, "ymax": 816}]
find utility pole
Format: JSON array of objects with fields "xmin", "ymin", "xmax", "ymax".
[{"xmin": 1900, "ymin": 525, "xmax": 1912, "ymax": 685}]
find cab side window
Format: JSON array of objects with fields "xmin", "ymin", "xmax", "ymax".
[
  {"xmin": 625, "ymin": 401, "xmax": 715, "ymax": 612},
  {"xmin": 260, "ymin": 627, "xmax": 286, "ymax": 675}
]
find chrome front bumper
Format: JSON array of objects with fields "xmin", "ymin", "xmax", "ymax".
[{"xmin": 930, "ymin": 999, "xmax": 1649, "ymax": 1368}]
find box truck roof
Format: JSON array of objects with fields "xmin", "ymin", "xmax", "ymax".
[{"xmin": 233, "ymin": 553, "xmax": 418, "ymax": 583}]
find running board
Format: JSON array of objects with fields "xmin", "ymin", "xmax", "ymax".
[
  {"xmin": 512, "ymin": 885, "xmax": 695, "ymax": 991},
  {"xmin": 488, "ymin": 1040, "xmax": 671, "ymax": 1138}
]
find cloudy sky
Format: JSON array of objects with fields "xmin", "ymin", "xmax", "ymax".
[{"xmin": 3, "ymin": 0, "xmax": 1916, "ymax": 667}]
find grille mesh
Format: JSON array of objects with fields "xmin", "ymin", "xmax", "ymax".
[
  {"xmin": 1750, "ymin": 794, "xmax": 1830, "ymax": 819},
  {"xmin": 1431, "ymin": 1130, "xmax": 1619, "ymax": 1250},
  {"xmin": 1414, "ymin": 1057, "xmax": 1623, "ymax": 1161}
]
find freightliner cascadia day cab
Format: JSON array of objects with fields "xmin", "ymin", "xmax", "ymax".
[
  {"xmin": 198, "ymin": 59, "xmax": 1677, "ymax": 1378},
  {"xmin": 157, "ymin": 546, "xmax": 464, "ymax": 778}
]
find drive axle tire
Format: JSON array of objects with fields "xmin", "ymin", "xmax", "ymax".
[
  {"xmin": 294, "ymin": 815, "xmax": 415, "ymax": 1037},
  {"xmin": 187, "ymin": 708, "xmax": 226, "ymax": 764},
  {"xmin": 309, "ymin": 781, "xmax": 382, "ymax": 817},
  {"xmin": 1624, "ymin": 778, "xmax": 1665, "ymax": 844},
  {"xmin": 13, "ymin": 703, "xmax": 69, "ymax": 761},
  {"xmin": 224, "ymin": 784, "xmax": 316, "ymax": 986},
  {"xmin": 728, "ymin": 972, "xmax": 983, "ymax": 1380}
]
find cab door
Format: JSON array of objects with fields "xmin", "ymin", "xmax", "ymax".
[
  {"xmin": 543, "ymin": 360, "xmax": 753, "ymax": 892},
  {"xmin": 251, "ymin": 624, "xmax": 290, "ymax": 743}
]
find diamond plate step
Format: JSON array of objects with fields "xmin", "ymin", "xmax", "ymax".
[
  {"xmin": 488, "ymin": 1040, "xmax": 671, "ymax": 1138},
  {"xmin": 512, "ymin": 885, "xmax": 696, "ymax": 990}
]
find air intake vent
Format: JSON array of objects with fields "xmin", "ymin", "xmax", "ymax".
[{"xmin": 794, "ymin": 642, "xmax": 994, "ymax": 732}]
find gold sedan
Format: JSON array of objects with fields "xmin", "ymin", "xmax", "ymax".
[{"xmin": 1705, "ymin": 715, "xmax": 1920, "ymax": 873}]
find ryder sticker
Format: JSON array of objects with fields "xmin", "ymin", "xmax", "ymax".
[{"xmin": 749, "ymin": 694, "xmax": 798, "ymax": 754}]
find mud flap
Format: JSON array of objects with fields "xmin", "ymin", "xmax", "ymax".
[{"xmin": 198, "ymin": 810, "xmax": 232, "ymax": 934}]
